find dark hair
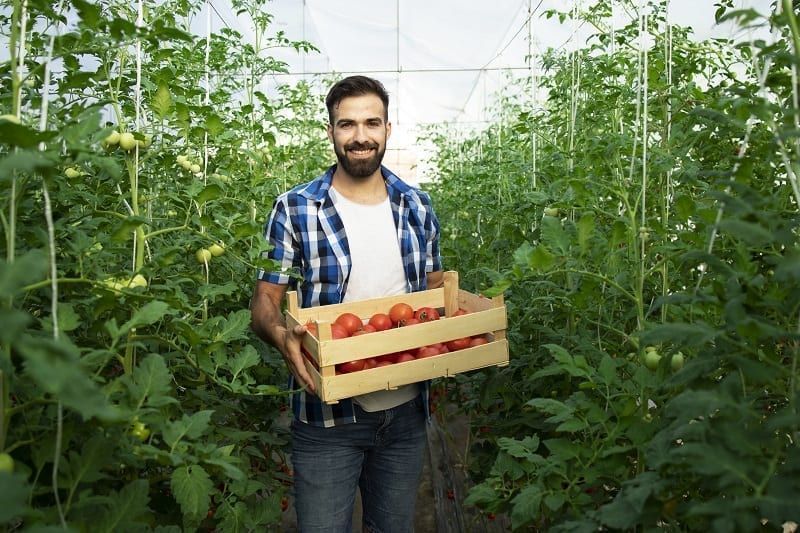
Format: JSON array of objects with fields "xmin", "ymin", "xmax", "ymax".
[{"xmin": 325, "ymin": 75, "xmax": 389, "ymax": 124}]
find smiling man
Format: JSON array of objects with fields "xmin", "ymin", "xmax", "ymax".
[{"xmin": 251, "ymin": 76, "xmax": 443, "ymax": 533}]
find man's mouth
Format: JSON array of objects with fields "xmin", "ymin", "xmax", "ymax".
[{"xmin": 346, "ymin": 143, "xmax": 378, "ymax": 158}]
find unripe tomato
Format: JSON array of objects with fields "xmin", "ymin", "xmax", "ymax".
[
  {"xmin": 670, "ymin": 352, "xmax": 685, "ymax": 372},
  {"xmin": 119, "ymin": 132, "xmax": 136, "ymax": 150},
  {"xmin": 130, "ymin": 421, "xmax": 150, "ymax": 441},
  {"xmin": 644, "ymin": 350, "xmax": 661, "ymax": 371},
  {"xmin": 65, "ymin": 167, "xmax": 81, "ymax": 178},
  {"xmin": 208, "ymin": 243, "xmax": 225, "ymax": 257},
  {"xmin": 190, "ymin": 163, "xmax": 201, "ymax": 174},
  {"xmin": 176, "ymin": 155, "xmax": 188, "ymax": 164},
  {"xmin": 0, "ymin": 452, "xmax": 15, "ymax": 473},
  {"xmin": 129, "ymin": 274, "xmax": 148, "ymax": 288},
  {"xmin": 543, "ymin": 207, "xmax": 560, "ymax": 217},
  {"xmin": 103, "ymin": 130, "xmax": 120, "ymax": 146},
  {"xmin": 196, "ymin": 248, "xmax": 212, "ymax": 264}
]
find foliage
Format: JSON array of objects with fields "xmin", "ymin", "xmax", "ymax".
[
  {"xmin": 424, "ymin": 1, "xmax": 800, "ymax": 530},
  {"xmin": 0, "ymin": 0, "xmax": 329, "ymax": 529}
]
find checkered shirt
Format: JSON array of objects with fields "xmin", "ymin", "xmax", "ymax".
[{"xmin": 258, "ymin": 164, "xmax": 442, "ymax": 427}]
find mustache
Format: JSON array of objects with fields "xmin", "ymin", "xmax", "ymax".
[{"xmin": 345, "ymin": 141, "xmax": 378, "ymax": 151}]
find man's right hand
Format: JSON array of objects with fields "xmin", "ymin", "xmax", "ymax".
[
  {"xmin": 251, "ymin": 280, "xmax": 317, "ymax": 395},
  {"xmin": 281, "ymin": 322, "xmax": 317, "ymax": 394}
]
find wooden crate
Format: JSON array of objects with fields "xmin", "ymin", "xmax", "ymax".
[{"xmin": 285, "ymin": 271, "xmax": 509, "ymax": 404}]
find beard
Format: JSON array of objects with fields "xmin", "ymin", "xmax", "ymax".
[{"xmin": 333, "ymin": 140, "xmax": 386, "ymax": 179}]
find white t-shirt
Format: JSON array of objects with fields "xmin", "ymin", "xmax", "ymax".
[{"xmin": 331, "ymin": 187, "xmax": 420, "ymax": 411}]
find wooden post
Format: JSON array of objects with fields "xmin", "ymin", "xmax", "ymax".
[{"xmin": 443, "ymin": 270, "xmax": 459, "ymax": 317}]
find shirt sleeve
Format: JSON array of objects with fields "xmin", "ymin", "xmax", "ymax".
[
  {"xmin": 258, "ymin": 196, "xmax": 301, "ymax": 285},
  {"xmin": 419, "ymin": 191, "xmax": 442, "ymax": 273}
]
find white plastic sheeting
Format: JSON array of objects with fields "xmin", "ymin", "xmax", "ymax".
[{"xmin": 201, "ymin": 0, "xmax": 774, "ymax": 182}]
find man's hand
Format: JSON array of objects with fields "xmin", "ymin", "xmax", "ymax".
[
  {"xmin": 279, "ymin": 321, "xmax": 317, "ymax": 394},
  {"xmin": 251, "ymin": 281, "xmax": 317, "ymax": 395}
]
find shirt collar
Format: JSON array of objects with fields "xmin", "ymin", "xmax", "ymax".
[{"xmin": 298, "ymin": 164, "xmax": 415, "ymax": 205}]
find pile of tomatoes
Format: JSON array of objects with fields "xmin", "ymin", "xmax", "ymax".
[{"xmin": 305, "ymin": 303, "xmax": 489, "ymax": 374}]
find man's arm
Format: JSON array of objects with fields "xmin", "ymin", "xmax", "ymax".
[{"xmin": 250, "ymin": 280, "xmax": 316, "ymax": 394}]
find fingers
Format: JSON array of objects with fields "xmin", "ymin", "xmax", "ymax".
[{"xmin": 284, "ymin": 326, "xmax": 316, "ymax": 395}]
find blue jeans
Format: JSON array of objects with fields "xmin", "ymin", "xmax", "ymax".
[{"xmin": 290, "ymin": 395, "xmax": 427, "ymax": 533}]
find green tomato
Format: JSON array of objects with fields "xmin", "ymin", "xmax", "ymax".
[
  {"xmin": 196, "ymin": 248, "xmax": 212, "ymax": 264},
  {"xmin": 644, "ymin": 350, "xmax": 661, "ymax": 371},
  {"xmin": 130, "ymin": 421, "xmax": 150, "ymax": 441},
  {"xmin": 543, "ymin": 207, "xmax": 560, "ymax": 217},
  {"xmin": 129, "ymin": 274, "xmax": 148, "ymax": 288},
  {"xmin": 119, "ymin": 132, "xmax": 136, "ymax": 151},
  {"xmin": 670, "ymin": 352, "xmax": 685, "ymax": 372},
  {"xmin": 65, "ymin": 167, "xmax": 82, "ymax": 179},
  {"xmin": 190, "ymin": 163, "xmax": 201, "ymax": 174},
  {"xmin": 208, "ymin": 243, "xmax": 225, "ymax": 257},
  {"xmin": 176, "ymin": 154, "xmax": 188, "ymax": 165},
  {"xmin": 0, "ymin": 452, "xmax": 14, "ymax": 473},
  {"xmin": 103, "ymin": 130, "xmax": 120, "ymax": 147}
]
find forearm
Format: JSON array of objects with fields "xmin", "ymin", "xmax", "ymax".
[{"xmin": 250, "ymin": 285, "xmax": 289, "ymax": 354}]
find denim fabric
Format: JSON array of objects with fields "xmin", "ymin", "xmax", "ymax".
[{"xmin": 290, "ymin": 395, "xmax": 427, "ymax": 533}]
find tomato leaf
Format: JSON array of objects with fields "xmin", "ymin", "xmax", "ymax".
[
  {"xmin": 151, "ymin": 83, "xmax": 173, "ymax": 118},
  {"xmin": 163, "ymin": 410, "xmax": 215, "ymax": 448},
  {"xmin": 96, "ymin": 480, "xmax": 151, "ymax": 532},
  {"xmin": 170, "ymin": 465, "xmax": 213, "ymax": 520},
  {"xmin": 124, "ymin": 354, "xmax": 177, "ymax": 409},
  {"xmin": 0, "ymin": 472, "xmax": 29, "ymax": 522}
]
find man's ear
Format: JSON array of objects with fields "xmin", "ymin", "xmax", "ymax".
[
  {"xmin": 327, "ymin": 123, "xmax": 334, "ymax": 143},
  {"xmin": 386, "ymin": 121, "xmax": 392, "ymax": 141}
]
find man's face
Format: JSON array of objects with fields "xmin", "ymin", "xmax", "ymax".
[{"xmin": 327, "ymin": 94, "xmax": 391, "ymax": 179}]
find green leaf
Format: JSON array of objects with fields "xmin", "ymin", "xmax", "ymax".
[
  {"xmin": 540, "ymin": 215, "xmax": 571, "ymax": 255},
  {"xmin": 60, "ymin": 435, "xmax": 112, "ymax": 488},
  {"xmin": 163, "ymin": 410, "xmax": 215, "ymax": 448},
  {"xmin": 151, "ymin": 83, "xmax": 173, "ymax": 118},
  {"xmin": 213, "ymin": 310, "xmax": 253, "ymax": 343},
  {"xmin": 118, "ymin": 301, "xmax": 173, "ymax": 338},
  {"xmin": 598, "ymin": 472, "xmax": 665, "ymax": 529},
  {"xmin": 639, "ymin": 322, "xmax": 718, "ymax": 347},
  {"xmin": 94, "ymin": 479, "xmax": 150, "ymax": 532},
  {"xmin": 0, "ymin": 122, "xmax": 56, "ymax": 148},
  {"xmin": 463, "ymin": 483, "xmax": 498, "ymax": 507},
  {"xmin": 576, "ymin": 212, "xmax": 594, "ymax": 254},
  {"xmin": 511, "ymin": 485, "xmax": 542, "ymax": 529},
  {"xmin": 194, "ymin": 184, "xmax": 223, "ymax": 204},
  {"xmin": 0, "ymin": 150, "xmax": 58, "ymax": 179},
  {"xmin": 171, "ymin": 465, "xmax": 213, "ymax": 519},
  {"xmin": 0, "ymin": 472, "xmax": 29, "ymax": 522},
  {"xmin": 544, "ymin": 492, "xmax": 566, "ymax": 512},
  {"xmin": 719, "ymin": 219, "xmax": 773, "ymax": 246},
  {"xmin": 227, "ymin": 345, "xmax": 260, "ymax": 380},
  {"xmin": 0, "ymin": 250, "xmax": 48, "ymax": 297},
  {"xmin": 497, "ymin": 436, "xmax": 540, "ymax": 459},
  {"xmin": 18, "ymin": 335, "xmax": 118, "ymax": 421},
  {"xmin": 111, "ymin": 216, "xmax": 148, "ymax": 242},
  {"xmin": 125, "ymin": 354, "xmax": 177, "ymax": 409}
]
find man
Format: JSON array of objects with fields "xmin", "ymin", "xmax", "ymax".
[{"xmin": 250, "ymin": 75, "xmax": 443, "ymax": 533}]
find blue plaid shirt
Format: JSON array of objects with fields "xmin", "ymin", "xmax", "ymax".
[{"xmin": 258, "ymin": 165, "xmax": 442, "ymax": 427}]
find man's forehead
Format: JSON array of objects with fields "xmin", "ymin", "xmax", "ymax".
[{"xmin": 332, "ymin": 94, "xmax": 386, "ymax": 122}]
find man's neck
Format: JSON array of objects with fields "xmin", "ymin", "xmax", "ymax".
[{"xmin": 331, "ymin": 167, "xmax": 387, "ymax": 205}]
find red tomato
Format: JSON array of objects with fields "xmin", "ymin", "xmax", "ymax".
[
  {"xmin": 363, "ymin": 358, "xmax": 377, "ymax": 369},
  {"xmin": 416, "ymin": 346, "xmax": 439, "ymax": 358},
  {"xmin": 337, "ymin": 359, "xmax": 365, "ymax": 373},
  {"xmin": 352, "ymin": 326, "xmax": 374, "ymax": 337},
  {"xmin": 414, "ymin": 306, "xmax": 440, "ymax": 322},
  {"xmin": 375, "ymin": 360, "xmax": 393, "ymax": 367},
  {"xmin": 389, "ymin": 302, "xmax": 414, "ymax": 325},
  {"xmin": 402, "ymin": 317, "xmax": 421, "ymax": 326},
  {"xmin": 368, "ymin": 313, "xmax": 392, "ymax": 331},
  {"xmin": 447, "ymin": 337, "xmax": 471, "ymax": 351},
  {"xmin": 469, "ymin": 336, "xmax": 489, "ymax": 347},
  {"xmin": 395, "ymin": 353, "xmax": 416, "ymax": 363},
  {"xmin": 377, "ymin": 353, "xmax": 398, "ymax": 363},
  {"xmin": 453, "ymin": 308, "xmax": 469, "ymax": 317},
  {"xmin": 304, "ymin": 321, "xmax": 318, "ymax": 337},
  {"xmin": 334, "ymin": 312, "xmax": 362, "ymax": 335},
  {"xmin": 362, "ymin": 323, "xmax": 377, "ymax": 333},
  {"xmin": 330, "ymin": 323, "xmax": 350, "ymax": 339}
]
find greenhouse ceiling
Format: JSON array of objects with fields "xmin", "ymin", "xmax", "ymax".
[{"xmin": 197, "ymin": 0, "xmax": 773, "ymax": 182}]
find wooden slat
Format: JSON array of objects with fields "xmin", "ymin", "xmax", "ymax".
[
  {"xmin": 292, "ymin": 288, "xmax": 445, "ymax": 323},
  {"xmin": 319, "ymin": 340, "xmax": 509, "ymax": 403},
  {"xmin": 457, "ymin": 289, "xmax": 503, "ymax": 312},
  {"xmin": 443, "ymin": 271, "xmax": 459, "ymax": 317}
]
